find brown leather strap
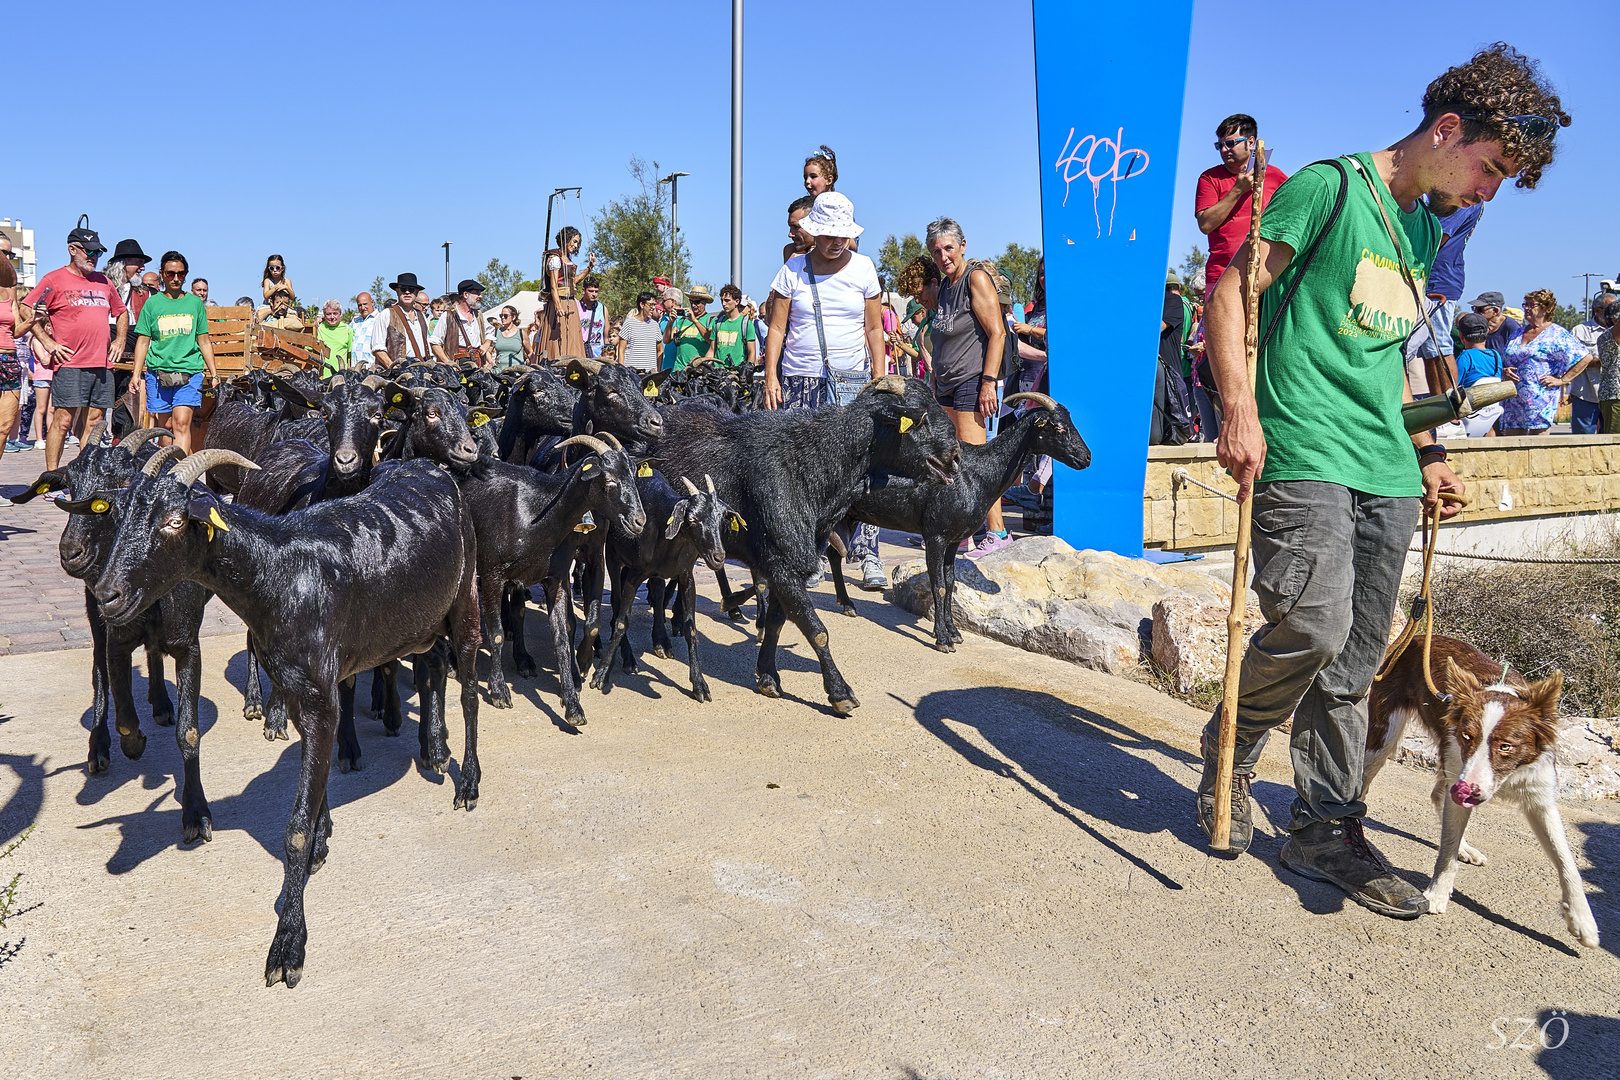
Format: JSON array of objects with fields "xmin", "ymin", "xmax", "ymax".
[{"xmin": 393, "ymin": 306, "xmax": 427, "ymax": 360}]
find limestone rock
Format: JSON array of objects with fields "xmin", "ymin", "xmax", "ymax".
[{"xmin": 1150, "ymin": 595, "xmax": 1263, "ymax": 694}]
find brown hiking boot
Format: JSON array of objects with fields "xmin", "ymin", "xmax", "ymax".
[
  {"xmin": 1280, "ymin": 817, "xmax": 1427, "ymax": 919},
  {"xmin": 1196, "ymin": 733, "xmax": 1255, "ymax": 854}
]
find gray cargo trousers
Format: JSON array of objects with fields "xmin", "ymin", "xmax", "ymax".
[{"xmin": 1199, "ymin": 480, "xmax": 1421, "ymax": 832}]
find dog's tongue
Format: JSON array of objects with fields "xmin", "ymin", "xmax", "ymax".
[{"xmin": 1450, "ymin": 780, "xmax": 1477, "ymax": 806}]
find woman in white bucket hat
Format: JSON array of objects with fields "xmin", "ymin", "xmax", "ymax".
[{"xmin": 763, "ymin": 191, "xmax": 888, "ymax": 588}]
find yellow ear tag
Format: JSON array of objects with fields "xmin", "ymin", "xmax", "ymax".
[
  {"xmin": 729, "ymin": 512, "xmax": 747, "ymax": 530},
  {"xmin": 202, "ymin": 521, "xmax": 215, "ymax": 542},
  {"xmin": 569, "ymin": 371, "xmax": 581, "ymax": 383},
  {"xmin": 666, "ymin": 514, "xmax": 676, "ymax": 528},
  {"xmin": 90, "ymin": 498, "xmax": 110, "ymax": 514},
  {"xmin": 392, "ymin": 393, "xmax": 404, "ymax": 403},
  {"xmin": 637, "ymin": 463, "xmax": 652, "ymax": 478},
  {"xmin": 209, "ymin": 507, "xmax": 230, "ymax": 532},
  {"xmin": 898, "ymin": 415, "xmax": 915, "ymax": 433},
  {"xmin": 580, "ymin": 462, "xmax": 593, "ymax": 472},
  {"xmin": 36, "ymin": 483, "xmax": 51, "ymax": 495},
  {"xmin": 643, "ymin": 384, "xmax": 658, "ymax": 397},
  {"xmin": 471, "ymin": 413, "xmax": 489, "ymax": 427}
]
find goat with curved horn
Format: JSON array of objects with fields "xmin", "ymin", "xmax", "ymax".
[
  {"xmin": 703, "ymin": 474, "xmax": 715, "ymax": 493},
  {"xmin": 554, "ymin": 434, "xmax": 610, "ymax": 457},
  {"xmin": 595, "ymin": 432, "xmax": 623, "ymax": 450},
  {"xmin": 1003, "ymin": 392, "xmax": 1059, "ymax": 412},
  {"xmin": 80, "ymin": 417, "xmax": 110, "ymax": 452},
  {"xmin": 361, "ymin": 374, "xmax": 390, "ymax": 390},
  {"xmin": 141, "ymin": 445, "xmax": 188, "ymax": 477},
  {"xmin": 679, "ymin": 476, "xmax": 700, "ymax": 496},
  {"xmin": 167, "ymin": 449, "xmax": 261, "ymax": 490}
]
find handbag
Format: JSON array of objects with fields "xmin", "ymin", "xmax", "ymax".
[{"xmin": 156, "ymin": 369, "xmax": 192, "ymax": 389}]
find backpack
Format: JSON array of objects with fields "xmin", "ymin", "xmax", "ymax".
[{"xmin": 1151, "ymin": 353, "xmax": 1195, "ymax": 446}]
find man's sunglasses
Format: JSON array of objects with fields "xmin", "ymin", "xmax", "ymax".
[
  {"xmin": 1456, "ymin": 111, "xmax": 1558, "ymax": 140},
  {"xmin": 1214, "ymin": 137, "xmax": 1251, "ymax": 151}
]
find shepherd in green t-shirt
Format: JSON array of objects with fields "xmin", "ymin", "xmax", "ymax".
[
  {"xmin": 666, "ymin": 285, "xmax": 717, "ymax": 371},
  {"xmin": 1192, "ymin": 46, "xmax": 1570, "ymax": 917},
  {"xmin": 706, "ymin": 284, "xmax": 758, "ymax": 367},
  {"xmin": 132, "ymin": 250, "xmax": 217, "ymax": 453}
]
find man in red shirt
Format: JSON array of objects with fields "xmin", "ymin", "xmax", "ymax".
[
  {"xmin": 1195, "ymin": 114, "xmax": 1289, "ymax": 292},
  {"xmin": 23, "ymin": 221, "xmax": 128, "ymax": 471}
]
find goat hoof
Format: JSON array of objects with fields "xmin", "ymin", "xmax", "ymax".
[
  {"xmin": 725, "ymin": 608, "xmax": 743, "ymax": 621},
  {"xmin": 337, "ymin": 753, "xmax": 361, "ymax": 774},
  {"xmin": 183, "ymin": 814, "xmax": 214, "ymax": 845},
  {"xmin": 88, "ymin": 731, "xmax": 111, "ymax": 775},
  {"xmin": 120, "ymin": 729, "xmax": 147, "ymax": 760},
  {"xmin": 264, "ymin": 928, "xmax": 308, "ymax": 989},
  {"xmin": 653, "ymin": 644, "xmax": 671, "ymax": 660},
  {"xmin": 692, "ymin": 679, "xmax": 712, "ymax": 703},
  {"xmin": 830, "ymin": 697, "xmax": 860, "ymax": 716},
  {"xmin": 565, "ymin": 711, "xmax": 587, "ymax": 728},
  {"xmin": 243, "ymin": 703, "xmax": 264, "ymax": 723},
  {"xmin": 839, "ymin": 604, "xmax": 857, "ymax": 617},
  {"xmin": 756, "ymin": 675, "xmax": 781, "ymax": 699},
  {"xmin": 515, "ymin": 659, "xmax": 538, "ymax": 679},
  {"xmin": 934, "ymin": 641, "xmax": 956, "ymax": 654},
  {"xmin": 151, "ymin": 704, "xmax": 176, "ymax": 728},
  {"xmin": 488, "ymin": 690, "xmax": 513, "ymax": 710},
  {"xmin": 453, "ymin": 776, "xmax": 480, "ymax": 811}
]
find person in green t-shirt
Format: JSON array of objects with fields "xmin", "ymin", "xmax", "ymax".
[
  {"xmin": 1194, "ymin": 46, "xmax": 1570, "ymax": 913},
  {"xmin": 665, "ymin": 286, "xmax": 717, "ymax": 370},
  {"xmin": 132, "ymin": 250, "xmax": 216, "ymax": 452},
  {"xmin": 316, "ymin": 299, "xmax": 356, "ymax": 376},
  {"xmin": 706, "ymin": 284, "xmax": 758, "ymax": 367}
]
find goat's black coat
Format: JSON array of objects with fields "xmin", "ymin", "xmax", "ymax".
[
  {"xmin": 653, "ymin": 376, "xmax": 961, "ymax": 712},
  {"xmin": 828, "ymin": 400, "xmax": 1092, "ymax": 651},
  {"xmin": 92, "ymin": 457, "xmax": 481, "ymax": 988},
  {"xmin": 14, "ymin": 439, "xmax": 215, "ymax": 842},
  {"xmin": 202, "ymin": 373, "xmax": 323, "ymax": 493}
]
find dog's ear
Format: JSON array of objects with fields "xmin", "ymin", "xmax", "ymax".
[
  {"xmin": 1443, "ymin": 656, "xmax": 1481, "ymax": 699},
  {"xmin": 1524, "ymin": 669, "xmax": 1563, "ymax": 719}
]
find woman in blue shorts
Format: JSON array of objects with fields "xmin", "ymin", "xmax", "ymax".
[{"xmin": 132, "ymin": 251, "xmax": 217, "ymax": 452}]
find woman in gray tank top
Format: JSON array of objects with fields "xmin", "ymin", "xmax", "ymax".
[{"xmin": 925, "ymin": 216, "xmax": 1010, "ymax": 554}]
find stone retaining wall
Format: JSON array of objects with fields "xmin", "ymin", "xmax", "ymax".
[{"xmin": 1145, "ymin": 434, "xmax": 1620, "ymax": 552}]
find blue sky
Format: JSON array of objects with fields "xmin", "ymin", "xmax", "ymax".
[{"xmin": 12, "ymin": 1, "xmax": 1611, "ymax": 313}]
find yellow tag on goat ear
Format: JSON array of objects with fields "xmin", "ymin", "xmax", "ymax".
[
  {"xmin": 209, "ymin": 507, "xmax": 230, "ymax": 532},
  {"xmin": 202, "ymin": 521, "xmax": 215, "ymax": 542},
  {"xmin": 470, "ymin": 412, "xmax": 489, "ymax": 427},
  {"xmin": 90, "ymin": 498, "xmax": 110, "ymax": 515},
  {"xmin": 666, "ymin": 514, "xmax": 676, "ymax": 528},
  {"xmin": 36, "ymin": 482, "xmax": 51, "ymax": 495},
  {"xmin": 392, "ymin": 393, "xmax": 404, "ymax": 403},
  {"xmin": 580, "ymin": 462, "xmax": 592, "ymax": 472},
  {"xmin": 637, "ymin": 463, "xmax": 652, "ymax": 478},
  {"xmin": 643, "ymin": 385, "xmax": 658, "ymax": 397},
  {"xmin": 569, "ymin": 370, "xmax": 582, "ymax": 383},
  {"xmin": 898, "ymin": 415, "xmax": 915, "ymax": 433},
  {"xmin": 729, "ymin": 512, "xmax": 747, "ymax": 530}
]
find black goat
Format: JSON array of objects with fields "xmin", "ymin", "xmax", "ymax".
[
  {"xmin": 13, "ymin": 430, "xmax": 219, "ymax": 844},
  {"xmin": 496, "ymin": 367, "xmax": 577, "ymax": 466},
  {"xmin": 202, "ymin": 373, "xmax": 323, "ymax": 493},
  {"xmin": 653, "ymin": 375, "xmax": 961, "ymax": 713},
  {"xmin": 91, "ymin": 449, "xmax": 481, "ymax": 988},
  {"xmin": 558, "ymin": 355, "xmax": 665, "ymax": 449},
  {"xmin": 592, "ymin": 472, "xmax": 728, "ymax": 701},
  {"xmin": 827, "ymin": 392, "xmax": 1092, "ymax": 652}
]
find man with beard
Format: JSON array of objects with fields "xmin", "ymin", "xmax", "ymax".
[{"xmin": 1196, "ymin": 45, "xmax": 1569, "ymax": 921}]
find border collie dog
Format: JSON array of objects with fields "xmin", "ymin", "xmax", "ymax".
[{"xmin": 1366, "ymin": 635, "xmax": 1599, "ymax": 948}]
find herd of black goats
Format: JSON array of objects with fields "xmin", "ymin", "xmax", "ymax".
[{"xmin": 14, "ymin": 355, "xmax": 1090, "ymax": 987}]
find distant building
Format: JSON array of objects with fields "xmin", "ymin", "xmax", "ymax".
[{"xmin": 1, "ymin": 218, "xmax": 38, "ymax": 287}]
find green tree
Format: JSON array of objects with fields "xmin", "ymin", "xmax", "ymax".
[
  {"xmin": 476, "ymin": 258, "xmax": 527, "ymax": 306},
  {"xmin": 1550, "ymin": 301, "xmax": 1581, "ymax": 330},
  {"xmin": 877, "ymin": 233, "xmax": 926, "ymax": 287},
  {"xmin": 992, "ymin": 242, "xmax": 1043, "ymax": 305},
  {"xmin": 1178, "ymin": 246, "xmax": 1206, "ymax": 282},
  {"xmin": 590, "ymin": 156, "xmax": 690, "ymax": 321}
]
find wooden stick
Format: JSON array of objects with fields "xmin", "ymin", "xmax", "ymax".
[{"xmin": 1211, "ymin": 140, "xmax": 1268, "ymax": 851}]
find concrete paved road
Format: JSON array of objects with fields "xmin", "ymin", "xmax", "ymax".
[{"xmin": 0, "ymin": 576, "xmax": 1615, "ymax": 1079}]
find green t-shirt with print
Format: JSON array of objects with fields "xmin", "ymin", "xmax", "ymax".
[
  {"xmin": 711, "ymin": 313, "xmax": 757, "ymax": 367},
  {"xmin": 134, "ymin": 292, "xmax": 210, "ymax": 373},
  {"xmin": 1255, "ymin": 153, "xmax": 1440, "ymax": 497},
  {"xmin": 671, "ymin": 314, "xmax": 716, "ymax": 370}
]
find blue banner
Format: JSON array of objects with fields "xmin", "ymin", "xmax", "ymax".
[{"xmin": 1032, "ymin": 0, "xmax": 1194, "ymax": 555}]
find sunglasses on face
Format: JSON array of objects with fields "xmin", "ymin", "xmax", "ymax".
[
  {"xmin": 161, "ymin": 269, "xmax": 186, "ymax": 279},
  {"xmin": 1456, "ymin": 111, "xmax": 1557, "ymax": 140},
  {"xmin": 268, "ymin": 265, "xmax": 284, "ymax": 272},
  {"xmin": 1215, "ymin": 137, "xmax": 1250, "ymax": 151}
]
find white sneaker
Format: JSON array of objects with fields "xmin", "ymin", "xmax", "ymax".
[
  {"xmin": 32, "ymin": 439, "xmax": 45, "ymax": 451},
  {"xmin": 65, "ymin": 435, "xmax": 79, "ymax": 446}
]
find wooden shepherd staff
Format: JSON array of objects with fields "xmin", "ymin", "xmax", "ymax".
[{"xmin": 1210, "ymin": 139, "xmax": 1268, "ymax": 851}]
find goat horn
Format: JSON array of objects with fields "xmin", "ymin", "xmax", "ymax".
[
  {"xmin": 564, "ymin": 355, "xmax": 605, "ymax": 375},
  {"xmin": 167, "ymin": 449, "xmax": 261, "ymax": 490},
  {"xmin": 118, "ymin": 428, "xmax": 169, "ymax": 455},
  {"xmin": 679, "ymin": 476, "xmax": 700, "ymax": 496},
  {"xmin": 554, "ymin": 434, "xmax": 609, "ymax": 456},
  {"xmin": 595, "ymin": 432, "xmax": 623, "ymax": 450},
  {"xmin": 1004, "ymin": 392, "xmax": 1059, "ymax": 412},
  {"xmin": 704, "ymin": 474, "xmax": 715, "ymax": 494},
  {"xmin": 141, "ymin": 444, "xmax": 188, "ymax": 477},
  {"xmin": 328, "ymin": 374, "xmax": 346, "ymax": 388},
  {"xmin": 360, "ymin": 374, "xmax": 389, "ymax": 390},
  {"xmin": 860, "ymin": 374, "xmax": 909, "ymax": 396},
  {"xmin": 80, "ymin": 417, "xmax": 109, "ymax": 452}
]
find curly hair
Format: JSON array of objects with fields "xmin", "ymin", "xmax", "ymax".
[
  {"xmin": 804, "ymin": 145, "xmax": 838, "ymax": 189},
  {"xmin": 895, "ymin": 254, "xmax": 940, "ymax": 298},
  {"xmin": 1523, "ymin": 288, "xmax": 1557, "ymax": 316},
  {"xmin": 1421, "ymin": 43, "xmax": 1570, "ymax": 189}
]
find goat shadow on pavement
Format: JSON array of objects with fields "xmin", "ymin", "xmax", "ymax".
[
  {"xmin": 906, "ymin": 686, "xmax": 1203, "ymax": 891},
  {"xmin": 1534, "ymin": 1007, "xmax": 1620, "ymax": 1077}
]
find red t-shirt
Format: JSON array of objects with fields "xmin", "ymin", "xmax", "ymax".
[
  {"xmin": 23, "ymin": 267, "xmax": 127, "ymax": 369},
  {"xmin": 1196, "ymin": 163, "xmax": 1289, "ymax": 287}
]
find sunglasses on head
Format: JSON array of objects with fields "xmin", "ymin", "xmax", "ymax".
[
  {"xmin": 1456, "ymin": 111, "xmax": 1557, "ymax": 140},
  {"xmin": 1214, "ymin": 137, "xmax": 1250, "ymax": 151}
]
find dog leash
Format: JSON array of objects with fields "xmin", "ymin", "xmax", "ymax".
[{"xmin": 1375, "ymin": 490, "xmax": 1469, "ymax": 702}]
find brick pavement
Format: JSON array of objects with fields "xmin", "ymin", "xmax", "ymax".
[{"xmin": 0, "ymin": 444, "xmax": 245, "ymax": 655}]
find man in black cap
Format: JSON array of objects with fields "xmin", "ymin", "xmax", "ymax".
[
  {"xmin": 1466, "ymin": 290, "xmax": 1520, "ymax": 354},
  {"xmin": 429, "ymin": 278, "xmax": 492, "ymax": 365},
  {"xmin": 22, "ymin": 219, "xmax": 128, "ymax": 472},
  {"xmin": 374, "ymin": 273, "xmax": 433, "ymax": 370}
]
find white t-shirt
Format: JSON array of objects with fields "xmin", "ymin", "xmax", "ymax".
[{"xmin": 768, "ymin": 251, "xmax": 879, "ymax": 378}]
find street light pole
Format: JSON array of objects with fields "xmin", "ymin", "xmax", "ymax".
[
  {"xmin": 660, "ymin": 170, "xmax": 690, "ymax": 285},
  {"xmin": 1575, "ymin": 272, "xmax": 1604, "ymax": 315},
  {"xmin": 730, "ymin": 0, "xmax": 743, "ymax": 287},
  {"xmin": 442, "ymin": 242, "xmax": 452, "ymax": 295}
]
